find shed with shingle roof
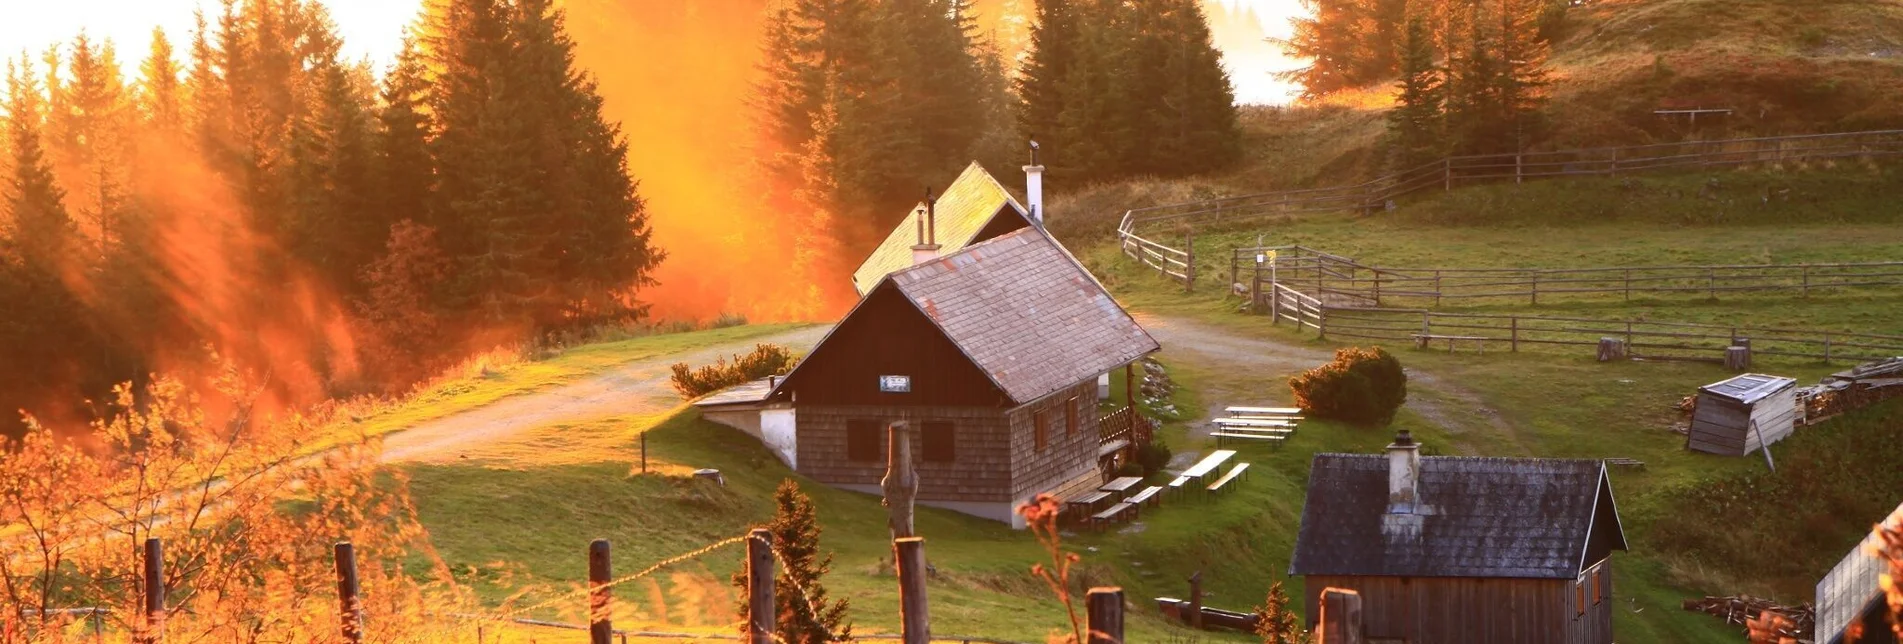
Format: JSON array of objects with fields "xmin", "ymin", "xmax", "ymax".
[
  {"xmin": 1288, "ymin": 433, "xmax": 1628, "ymax": 644},
  {"xmin": 762, "ymin": 226, "xmax": 1157, "ymax": 527}
]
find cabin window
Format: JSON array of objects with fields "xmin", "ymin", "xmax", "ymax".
[
  {"xmin": 922, "ymin": 421, "xmax": 955, "ymax": 463},
  {"xmin": 1575, "ymin": 578, "xmax": 1586, "ymax": 616},
  {"xmin": 1065, "ymin": 397, "xmax": 1078, "ymax": 436},
  {"xmin": 846, "ymin": 420, "xmax": 881, "ymax": 462},
  {"xmin": 1034, "ymin": 410, "xmax": 1049, "ymax": 451},
  {"xmin": 1593, "ymin": 566, "xmax": 1604, "ymax": 605}
]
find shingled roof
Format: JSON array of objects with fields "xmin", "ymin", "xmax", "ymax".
[
  {"xmin": 1290, "ymin": 455, "xmax": 1627, "ymax": 579},
  {"xmin": 875, "ymin": 226, "xmax": 1158, "ymax": 405},
  {"xmin": 850, "ymin": 162, "xmax": 1031, "ymax": 295}
]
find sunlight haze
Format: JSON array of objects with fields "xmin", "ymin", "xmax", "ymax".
[{"xmin": 1, "ymin": 0, "xmax": 418, "ymax": 74}]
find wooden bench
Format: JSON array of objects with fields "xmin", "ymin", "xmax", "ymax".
[
  {"xmin": 1127, "ymin": 485, "xmax": 1164, "ymax": 508},
  {"xmin": 1213, "ymin": 417, "xmax": 1295, "ymax": 428},
  {"xmin": 1100, "ymin": 476, "xmax": 1145, "ymax": 498},
  {"xmin": 1167, "ymin": 475, "xmax": 1193, "ymax": 496},
  {"xmin": 1090, "ymin": 501, "xmax": 1136, "ymax": 530},
  {"xmin": 1213, "ymin": 431, "xmax": 1286, "ymax": 447},
  {"xmin": 1604, "ymin": 457, "xmax": 1646, "ymax": 470},
  {"xmin": 1064, "ymin": 490, "xmax": 1114, "ymax": 524},
  {"xmin": 1206, "ymin": 463, "xmax": 1250, "ymax": 493},
  {"xmin": 1227, "ymin": 406, "xmax": 1301, "ymax": 416},
  {"xmin": 1413, "ymin": 334, "xmax": 1486, "ymax": 353}
]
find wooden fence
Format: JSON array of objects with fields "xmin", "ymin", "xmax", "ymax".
[
  {"xmin": 1118, "ymin": 128, "xmax": 1903, "ymax": 238},
  {"xmin": 1119, "ymin": 226, "xmax": 1196, "ymax": 290},
  {"xmin": 1314, "ymin": 308, "xmax": 1903, "ymax": 363},
  {"xmin": 1230, "ymin": 247, "xmax": 1903, "ymax": 308}
]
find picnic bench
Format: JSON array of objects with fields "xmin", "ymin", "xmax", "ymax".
[
  {"xmin": 1090, "ymin": 502, "xmax": 1136, "ymax": 530},
  {"xmin": 1181, "ymin": 450, "xmax": 1236, "ymax": 485},
  {"xmin": 1212, "ymin": 418, "xmax": 1295, "ymax": 429},
  {"xmin": 1413, "ymin": 333, "xmax": 1486, "ymax": 353},
  {"xmin": 1101, "ymin": 476, "xmax": 1144, "ymax": 498},
  {"xmin": 1167, "ymin": 475, "xmax": 1193, "ymax": 495},
  {"xmin": 1064, "ymin": 490, "xmax": 1114, "ymax": 523},
  {"xmin": 1213, "ymin": 430, "xmax": 1288, "ymax": 447},
  {"xmin": 1226, "ymin": 406, "xmax": 1301, "ymax": 416},
  {"xmin": 1127, "ymin": 485, "xmax": 1164, "ymax": 508},
  {"xmin": 1207, "ymin": 463, "xmax": 1250, "ymax": 494}
]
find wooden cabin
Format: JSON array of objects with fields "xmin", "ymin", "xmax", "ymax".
[
  {"xmin": 1815, "ymin": 501, "xmax": 1903, "ymax": 644},
  {"xmin": 709, "ymin": 226, "xmax": 1157, "ymax": 527},
  {"xmin": 850, "ymin": 161, "xmax": 1038, "ymax": 295},
  {"xmin": 1289, "ymin": 431, "xmax": 1629, "ymax": 644},
  {"xmin": 1686, "ymin": 373, "xmax": 1798, "ymax": 456}
]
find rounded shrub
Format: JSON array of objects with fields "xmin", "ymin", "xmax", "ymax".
[
  {"xmin": 1135, "ymin": 440, "xmax": 1173, "ymax": 476},
  {"xmin": 1287, "ymin": 347, "xmax": 1408, "ymax": 426}
]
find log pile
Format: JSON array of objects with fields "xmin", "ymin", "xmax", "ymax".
[{"xmin": 1682, "ymin": 595, "xmax": 1814, "ymax": 642}]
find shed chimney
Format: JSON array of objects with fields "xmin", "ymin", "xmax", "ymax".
[
  {"xmin": 910, "ymin": 187, "xmax": 941, "ymax": 265},
  {"xmin": 1024, "ymin": 140, "xmax": 1045, "ymax": 226},
  {"xmin": 1387, "ymin": 429, "xmax": 1420, "ymax": 513}
]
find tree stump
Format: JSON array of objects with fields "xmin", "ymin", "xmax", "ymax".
[
  {"xmin": 1725, "ymin": 345, "xmax": 1752, "ymax": 371},
  {"xmin": 1597, "ymin": 337, "xmax": 1627, "ymax": 362}
]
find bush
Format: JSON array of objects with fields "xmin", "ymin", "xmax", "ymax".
[
  {"xmin": 1287, "ymin": 347, "xmax": 1407, "ymax": 426},
  {"xmin": 1135, "ymin": 440, "xmax": 1173, "ymax": 476},
  {"xmin": 669, "ymin": 343, "xmax": 798, "ymax": 399}
]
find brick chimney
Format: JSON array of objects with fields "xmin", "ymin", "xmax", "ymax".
[
  {"xmin": 910, "ymin": 187, "xmax": 940, "ymax": 265},
  {"xmin": 1024, "ymin": 140, "xmax": 1044, "ymax": 227},
  {"xmin": 1387, "ymin": 429, "xmax": 1420, "ymax": 513}
]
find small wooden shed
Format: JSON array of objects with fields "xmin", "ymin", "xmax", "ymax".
[{"xmin": 1686, "ymin": 373, "xmax": 1799, "ymax": 456}]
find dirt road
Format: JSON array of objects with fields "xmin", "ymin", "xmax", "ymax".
[
  {"xmin": 379, "ymin": 325, "xmax": 831, "ymax": 463},
  {"xmin": 1135, "ymin": 314, "xmax": 1525, "ymax": 456}
]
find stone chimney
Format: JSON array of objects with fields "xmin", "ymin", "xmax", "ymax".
[
  {"xmin": 1387, "ymin": 429, "xmax": 1421, "ymax": 514},
  {"xmin": 1023, "ymin": 140, "xmax": 1045, "ymax": 226},
  {"xmin": 910, "ymin": 187, "xmax": 940, "ymax": 265}
]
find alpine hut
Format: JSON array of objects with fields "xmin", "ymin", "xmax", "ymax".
[
  {"xmin": 1289, "ymin": 430, "xmax": 1629, "ymax": 644},
  {"xmin": 1685, "ymin": 373, "xmax": 1799, "ymax": 456},
  {"xmin": 849, "ymin": 160, "xmax": 1040, "ymax": 295}
]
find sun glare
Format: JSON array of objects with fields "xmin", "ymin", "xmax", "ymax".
[{"xmin": 0, "ymin": 0, "xmax": 418, "ymax": 74}]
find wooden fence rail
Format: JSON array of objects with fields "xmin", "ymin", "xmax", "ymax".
[
  {"xmin": 1230, "ymin": 247, "xmax": 1903, "ymax": 307},
  {"xmin": 1118, "ymin": 129, "xmax": 1903, "ymax": 240},
  {"xmin": 1312, "ymin": 307, "xmax": 1903, "ymax": 363}
]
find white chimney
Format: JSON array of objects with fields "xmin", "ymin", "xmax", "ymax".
[
  {"xmin": 1387, "ymin": 429, "xmax": 1421, "ymax": 514},
  {"xmin": 910, "ymin": 189, "xmax": 940, "ymax": 265},
  {"xmin": 1024, "ymin": 140, "xmax": 1045, "ymax": 226}
]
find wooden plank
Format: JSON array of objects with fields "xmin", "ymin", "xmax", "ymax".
[
  {"xmin": 1228, "ymin": 406, "xmax": 1302, "ymax": 415},
  {"xmin": 1182, "ymin": 450, "xmax": 1237, "ymax": 479}
]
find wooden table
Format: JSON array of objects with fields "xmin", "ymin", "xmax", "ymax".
[
  {"xmin": 1181, "ymin": 450, "xmax": 1237, "ymax": 488},
  {"xmin": 1101, "ymin": 476, "xmax": 1144, "ymax": 498},
  {"xmin": 1068, "ymin": 490, "xmax": 1114, "ymax": 517},
  {"xmin": 1227, "ymin": 406, "xmax": 1300, "ymax": 416},
  {"xmin": 1213, "ymin": 418, "xmax": 1294, "ymax": 428}
]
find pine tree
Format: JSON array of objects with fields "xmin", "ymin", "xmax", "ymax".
[
  {"xmin": 1252, "ymin": 579, "xmax": 1301, "ymax": 644},
  {"xmin": 732, "ymin": 480, "xmax": 852, "ymax": 644},
  {"xmin": 1016, "ymin": 0, "xmax": 1078, "ymax": 158},
  {"xmin": 1388, "ymin": 15, "xmax": 1444, "ymax": 170}
]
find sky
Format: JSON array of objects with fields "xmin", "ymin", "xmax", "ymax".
[{"xmin": 0, "ymin": 0, "xmax": 1306, "ymax": 104}]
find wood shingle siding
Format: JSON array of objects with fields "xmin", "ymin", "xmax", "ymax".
[
  {"xmin": 1303, "ymin": 562, "xmax": 1614, "ymax": 644},
  {"xmin": 797, "ymin": 405, "xmax": 1015, "ymax": 503},
  {"xmin": 1008, "ymin": 380, "xmax": 1104, "ymax": 499}
]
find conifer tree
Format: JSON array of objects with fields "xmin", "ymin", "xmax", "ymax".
[
  {"xmin": 373, "ymin": 38, "xmax": 434, "ymax": 240},
  {"xmin": 6, "ymin": 59, "xmax": 79, "ymax": 279},
  {"xmin": 48, "ymin": 34, "xmax": 135, "ymax": 258},
  {"xmin": 3, "ymin": 57, "xmax": 93, "ymax": 411},
  {"xmin": 1252, "ymin": 579, "xmax": 1301, "ymax": 644},
  {"xmin": 1388, "ymin": 15, "xmax": 1444, "ymax": 170},
  {"xmin": 1280, "ymin": 0, "xmax": 1371, "ymax": 100},
  {"xmin": 139, "ymin": 28, "xmax": 184, "ymax": 135},
  {"xmin": 1495, "ymin": 0, "xmax": 1551, "ymax": 152},
  {"xmin": 1152, "ymin": 0, "xmax": 1241, "ymax": 175},
  {"xmin": 1016, "ymin": 0, "xmax": 1077, "ymax": 159},
  {"xmin": 732, "ymin": 479, "xmax": 852, "ymax": 644}
]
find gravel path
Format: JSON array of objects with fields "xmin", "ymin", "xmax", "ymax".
[
  {"xmin": 379, "ymin": 325, "xmax": 831, "ymax": 463},
  {"xmin": 1134, "ymin": 313, "xmax": 1524, "ymax": 458}
]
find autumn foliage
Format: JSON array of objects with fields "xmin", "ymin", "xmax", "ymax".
[
  {"xmin": 1288, "ymin": 347, "xmax": 1409, "ymax": 426},
  {"xmin": 669, "ymin": 343, "xmax": 798, "ymax": 399}
]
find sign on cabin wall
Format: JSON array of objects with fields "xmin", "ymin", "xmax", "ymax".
[{"xmin": 879, "ymin": 375, "xmax": 912, "ymax": 393}]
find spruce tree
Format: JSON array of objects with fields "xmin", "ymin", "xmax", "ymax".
[
  {"xmin": 1389, "ymin": 15, "xmax": 1444, "ymax": 170},
  {"xmin": 373, "ymin": 38, "xmax": 435, "ymax": 242},
  {"xmin": 46, "ymin": 34, "xmax": 133, "ymax": 259},
  {"xmin": 1252, "ymin": 579, "xmax": 1301, "ymax": 644},
  {"xmin": 1496, "ymin": 0, "xmax": 1552, "ymax": 153},
  {"xmin": 140, "ymin": 28, "xmax": 184, "ymax": 135},
  {"xmin": 1152, "ymin": 0, "xmax": 1241, "ymax": 175},
  {"xmin": 1016, "ymin": 0, "xmax": 1078, "ymax": 159},
  {"xmin": 732, "ymin": 479, "xmax": 852, "ymax": 644},
  {"xmin": 3, "ymin": 57, "xmax": 93, "ymax": 412}
]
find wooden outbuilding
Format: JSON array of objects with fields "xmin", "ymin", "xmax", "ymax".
[
  {"xmin": 849, "ymin": 161, "xmax": 1036, "ymax": 295},
  {"xmin": 1814, "ymin": 501, "xmax": 1903, "ymax": 644},
  {"xmin": 1289, "ymin": 431, "xmax": 1629, "ymax": 644},
  {"xmin": 718, "ymin": 225, "xmax": 1156, "ymax": 527},
  {"xmin": 1686, "ymin": 373, "xmax": 1798, "ymax": 456}
]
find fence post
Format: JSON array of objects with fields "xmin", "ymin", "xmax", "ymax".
[
  {"xmin": 1516, "ymin": 154, "xmax": 1524, "ymax": 184},
  {"xmin": 1624, "ymin": 269, "xmax": 1631, "ymax": 302},
  {"xmin": 1824, "ymin": 333, "xmax": 1833, "ymax": 364},
  {"xmin": 1188, "ymin": 572, "xmax": 1204, "ymax": 630},
  {"xmin": 1372, "ymin": 271, "xmax": 1381, "ymax": 307},
  {"xmin": 895, "ymin": 537, "xmax": 931, "ymax": 644},
  {"xmin": 1802, "ymin": 264, "xmax": 1811, "ymax": 298},
  {"xmin": 334, "ymin": 542, "xmax": 363, "ymax": 644},
  {"xmin": 640, "ymin": 433, "xmax": 648, "ymax": 474},
  {"xmin": 1530, "ymin": 271, "xmax": 1539, "ymax": 305},
  {"xmin": 140, "ymin": 538, "xmax": 165, "ymax": 644},
  {"xmin": 1269, "ymin": 283, "xmax": 1280, "ymax": 325},
  {"xmin": 1443, "ymin": 157, "xmax": 1452, "ymax": 191},
  {"xmin": 1230, "ymin": 253, "xmax": 1239, "ymax": 300},
  {"xmin": 588, "ymin": 539, "xmax": 613, "ymax": 644},
  {"xmin": 1086, "ymin": 587, "xmax": 1125, "ymax": 644},
  {"xmin": 1511, "ymin": 317, "xmax": 1519, "ymax": 353},
  {"xmin": 1626, "ymin": 321, "xmax": 1634, "ymax": 353},
  {"xmin": 1709, "ymin": 268, "xmax": 1717, "ymax": 299},
  {"xmin": 1317, "ymin": 306, "xmax": 1328, "ymax": 340},
  {"xmin": 747, "ymin": 529, "xmax": 774, "ymax": 644},
  {"xmin": 1434, "ymin": 270, "xmax": 1443, "ymax": 308},
  {"xmin": 1611, "ymin": 148, "xmax": 1620, "ymax": 176},
  {"xmin": 1184, "ymin": 231, "xmax": 1195, "ymax": 293}
]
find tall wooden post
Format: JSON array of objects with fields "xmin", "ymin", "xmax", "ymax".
[
  {"xmin": 1086, "ymin": 587, "xmax": 1125, "ymax": 644},
  {"xmin": 881, "ymin": 421, "xmax": 919, "ymax": 539},
  {"xmin": 1183, "ymin": 231, "xmax": 1195, "ymax": 293},
  {"xmin": 1188, "ymin": 571, "xmax": 1203, "ymax": 630},
  {"xmin": 588, "ymin": 539, "xmax": 613, "ymax": 644},
  {"xmin": 746, "ymin": 529, "xmax": 775, "ymax": 644},
  {"xmin": 1317, "ymin": 588, "xmax": 1364, "ymax": 644},
  {"xmin": 334, "ymin": 542, "xmax": 363, "ymax": 644},
  {"xmin": 140, "ymin": 538, "xmax": 165, "ymax": 644},
  {"xmin": 895, "ymin": 537, "xmax": 931, "ymax": 644},
  {"xmin": 1125, "ymin": 363, "xmax": 1136, "ymax": 410}
]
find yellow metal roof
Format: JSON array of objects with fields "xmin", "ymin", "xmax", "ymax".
[{"xmin": 850, "ymin": 162, "xmax": 1029, "ymax": 294}]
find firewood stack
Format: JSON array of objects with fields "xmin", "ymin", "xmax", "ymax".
[{"xmin": 1681, "ymin": 595, "xmax": 1814, "ymax": 642}]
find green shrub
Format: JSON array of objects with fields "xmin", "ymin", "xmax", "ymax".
[
  {"xmin": 1135, "ymin": 440, "xmax": 1173, "ymax": 476},
  {"xmin": 1287, "ymin": 347, "xmax": 1407, "ymax": 426},
  {"xmin": 669, "ymin": 343, "xmax": 797, "ymax": 399}
]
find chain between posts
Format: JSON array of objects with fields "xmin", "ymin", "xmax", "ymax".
[
  {"xmin": 766, "ymin": 542, "xmax": 848, "ymax": 642},
  {"xmin": 493, "ymin": 534, "xmax": 749, "ymax": 622}
]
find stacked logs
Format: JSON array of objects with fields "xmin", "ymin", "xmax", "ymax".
[{"xmin": 1682, "ymin": 595, "xmax": 1814, "ymax": 641}]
